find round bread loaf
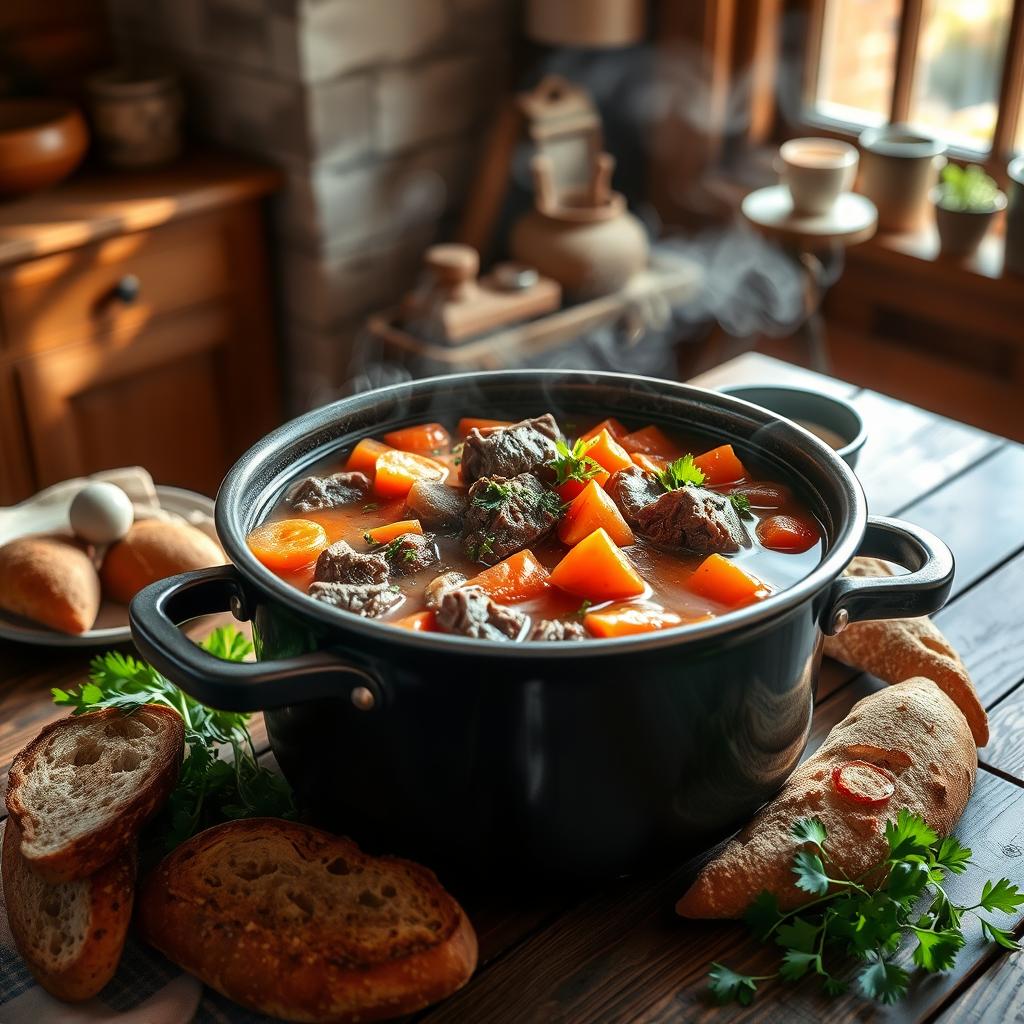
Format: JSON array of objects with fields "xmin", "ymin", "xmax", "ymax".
[
  {"xmin": 0, "ymin": 535, "xmax": 100, "ymax": 633},
  {"xmin": 101, "ymin": 519, "xmax": 223, "ymax": 603}
]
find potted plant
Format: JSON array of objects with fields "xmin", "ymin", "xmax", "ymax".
[{"xmin": 931, "ymin": 163, "xmax": 1007, "ymax": 259}]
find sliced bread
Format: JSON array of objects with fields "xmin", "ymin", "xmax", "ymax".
[
  {"xmin": 5, "ymin": 705, "xmax": 184, "ymax": 883},
  {"xmin": 137, "ymin": 818, "xmax": 478, "ymax": 1024},
  {"xmin": 2, "ymin": 819, "xmax": 136, "ymax": 1001}
]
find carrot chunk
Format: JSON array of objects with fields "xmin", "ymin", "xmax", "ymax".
[
  {"xmin": 374, "ymin": 450, "xmax": 448, "ymax": 499},
  {"xmin": 346, "ymin": 438, "xmax": 391, "ymax": 477},
  {"xmin": 693, "ymin": 443, "xmax": 747, "ymax": 485},
  {"xmin": 247, "ymin": 519, "xmax": 328, "ymax": 572},
  {"xmin": 364, "ymin": 519, "xmax": 423, "ymax": 545},
  {"xmin": 466, "ymin": 549, "xmax": 551, "ymax": 603},
  {"xmin": 620, "ymin": 424, "xmax": 682, "ymax": 460},
  {"xmin": 756, "ymin": 514, "xmax": 820, "ymax": 553},
  {"xmin": 393, "ymin": 610, "xmax": 438, "ymax": 631},
  {"xmin": 687, "ymin": 553, "xmax": 768, "ymax": 607},
  {"xmin": 558, "ymin": 480, "xmax": 634, "ymax": 548},
  {"xmin": 584, "ymin": 602, "xmax": 686, "ymax": 637},
  {"xmin": 586, "ymin": 428, "xmax": 633, "ymax": 475},
  {"xmin": 556, "ymin": 469, "xmax": 609, "ymax": 503},
  {"xmin": 580, "ymin": 417, "xmax": 628, "ymax": 442},
  {"xmin": 631, "ymin": 452, "xmax": 666, "ymax": 474},
  {"xmin": 549, "ymin": 528, "xmax": 646, "ymax": 602},
  {"xmin": 383, "ymin": 422, "xmax": 451, "ymax": 455},
  {"xmin": 458, "ymin": 417, "xmax": 513, "ymax": 436}
]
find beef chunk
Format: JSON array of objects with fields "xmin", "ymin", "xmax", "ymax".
[
  {"xmin": 405, "ymin": 480, "xmax": 468, "ymax": 530},
  {"xmin": 461, "ymin": 473, "xmax": 562, "ymax": 565},
  {"xmin": 529, "ymin": 618, "xmax": 587, "ymax": 641},
  {"xmin": 289, "ymin": 471, "xmax": 370, "ymax": 512},
  {"xmin": 436, "ymin": 588, "xmax": 526, "ymax": 641},
  {"xmin": 424, "ymin": 571, "xmax": 467, "ymax": 610},
  {"xmin": 382, "ymin": 532, "xmax": 439, "ymax": 576},
  {"xmin": 635, "ymin": 486, "xmax": 749, "ymax": 554},
  {"xmin": 308, "ymin": 581, "xmax": 402, "ymax": 618},
  {"xmin": 314, "ymin": 540, "xmax": 389, "ymax": 585},
  {"xmin": 607, "ymin": 466, "xmax": 663, "ymax": 527},
  {"xmin": 460, "ymin": 413, "xmax": 560, "ymax": 484}
]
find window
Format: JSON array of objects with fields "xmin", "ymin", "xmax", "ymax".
[{"xmin": 801, "ymin": 0, "xmax": 1024, "ymax": 161}]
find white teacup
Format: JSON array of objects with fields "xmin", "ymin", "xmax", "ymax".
[{"xmin": 778, "ymin": 138, "xmax": 859, "ymax": 216}]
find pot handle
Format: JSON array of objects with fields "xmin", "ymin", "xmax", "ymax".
[
  {"xmin": 822, "ymin": 515, "xmax": 954, "ymax": 635},
  {"xmin": 129, "ymin": 565, "xmax": 382, "ymax": 713}
]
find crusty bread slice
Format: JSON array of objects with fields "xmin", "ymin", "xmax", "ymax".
[
  {"xmin": 5, "ymin": 705, "xmax": 184, "ymax": 883},
  {"xmin": 824, "ymin": 556, "xmax": 989, "ymax": 746},
  {"xmin": 137, "ymin": 818, "xmax": 478, "ymax": 1024},
  {"xmin": 676, "ymin": 678, "xmax": 977, "ymax": 918},
  {"xmin": 0, "ymin": 535, "xmax": 100, "ymax": 634},
  {"xmin": 2, "ymin": 819, "xmax": 135, "ymax": 1001}
]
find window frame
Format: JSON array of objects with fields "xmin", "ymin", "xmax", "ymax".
[{"xmin": 787, "ymin": 0, "xmax": 1024, "ymax": 173}]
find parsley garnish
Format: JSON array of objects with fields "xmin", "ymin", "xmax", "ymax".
[
  {"xmin": 362, "ymin": 502, "xmax": 379, "ymax": 512},
  {"xmin": 472, "ymin": 480, "xmax": 513, "ymax": 512},
  {"xmin": 708, "ymin": 810, "xmax": 1024, "ymax": 1006},
  {"xmin": 657, "ymin": 454, "xmax": 705, "ymax": 491},
  {"xmin": 52, "ymin": 628, "xmax": 295, "ymax": 857},
  {"xmin": 575, "ymin": 599, "xmax": 593, "ymax": 619},
  {"xmin": 729, "ymin": 492, "xmax": 753, "ymax": 517},
  {"xmin": 549, "ymin": 437, "xmax": 604, "ymax": 487}
]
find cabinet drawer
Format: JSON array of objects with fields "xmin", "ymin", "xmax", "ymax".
[{"xmin": 0, "ymin": 213, "xmax": 231, "ymax": 352}]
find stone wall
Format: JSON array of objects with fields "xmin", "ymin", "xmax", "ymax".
[{"xmin": 106, "ymin": 0, "xmax": 519, "ymax": 410}]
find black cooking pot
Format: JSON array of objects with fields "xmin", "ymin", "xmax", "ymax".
[{"xmin": 129, "ymin": 371, "xmax": 953, "ymax": 879}]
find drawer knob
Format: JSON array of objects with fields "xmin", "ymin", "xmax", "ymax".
[{"xmin": 113, "ymin": 274, "xmax": 141, "ymax": 305}]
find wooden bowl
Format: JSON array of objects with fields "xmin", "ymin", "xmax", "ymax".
[{"xmin": 0, "ymin": 100, "xmax": 89, "ymax": 197}]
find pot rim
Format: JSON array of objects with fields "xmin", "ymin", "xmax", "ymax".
[{"xmin": 215, "ymin": 369, "xmax": 867, "ymax": 657}]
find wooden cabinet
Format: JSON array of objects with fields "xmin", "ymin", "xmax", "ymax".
[{"xmin": 0, "ymin": 154, "xmax": 282, "ymax": 504}]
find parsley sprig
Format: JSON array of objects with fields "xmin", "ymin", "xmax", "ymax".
[
  {"xmin": 657, "ymin": 454, "xmax": 705, "ymax": 491},
  {"xmin": 52, "ymin": 627, "xmax": 295, "ymax": 856},
  {"xmin": 708, "ymin": 810, "xmax": 1024, "ymax": 1006},
  {"xmin": 549, "ymin": 437, "xmax": 604, "ymax": 488}
]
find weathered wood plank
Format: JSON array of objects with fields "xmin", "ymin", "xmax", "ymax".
[
  {"xmin": 687, "ymin": 352, "xmax": 860, "ymax": 399},
  {"xmin": 980, "ymin": 689, "xmax": 1024, "ymax": 786},
  {"xmin": 416, "ymin": 766, "xmax": 1024, "ymax": 1024},
  {"xmin": 934, "ymin": 944, "xmax": 1024, "ymax": 1024},
  {"xmin": 850, "ymin": 391, "xmax": 1001, "ymax": 517}
]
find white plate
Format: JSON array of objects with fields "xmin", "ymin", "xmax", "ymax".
[{"xmin": 0, "ymin": 486, "xmax": 217, "ymax": 648}]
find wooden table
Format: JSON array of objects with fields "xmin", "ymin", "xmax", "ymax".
[{"xmin": 1, "ymin": 351, "xmax": 1023, "ymax": 1022}]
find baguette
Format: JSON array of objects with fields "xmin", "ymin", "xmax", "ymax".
[
  {"xmin": 824, "ymin": 556, "xmax": 989, "ymax": 746},
  {"xmin": 5, "ymin": 705, "xmax": 184, "ymax": 883},
  {"xmin": 2, "ymin": 819, "xmax": 135, "ymax": 1001},
  {"xmin": 0, "ymin": 535, "xmax": 100, "ymax": 634},
  {"xmin": 137, "ymin": 818, "xmax": 478, "ymax": 1024},
  {"xmin": 676, "ymin": 678, "xmax": 977, "ymax": 918}
]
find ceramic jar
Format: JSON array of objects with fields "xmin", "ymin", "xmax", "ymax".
[
  {"xmin": 87, "ymin": 69, "xmax": 182, "ymax": 168},
  {"xmin": 0, "ymin": 101, "xmax": 88, "ymax": 195},
  {"xmin": 858, "ymin": 126, "xmax": 946, "ymax": 232}
]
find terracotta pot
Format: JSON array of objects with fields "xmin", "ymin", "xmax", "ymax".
[
  {"xmin": 526, "ymin": 0, "xmax": 645, "ymax": 47},
  {"xmin": 0, "ymin": 100, "xmax": 88, "ymax": 196},
  {"xmin": 1005, "ymin": 156, "xmax": 1024, "ymax": 276},
  {"xmin": 857, "ymin": 126, "xmax": 946, "ymax": 232},
  {"xmin": 87, "ymin": 68, "xmax": 182, "ymax": 168},
  {"xmin": 931, "ymin": 188, "xmax": 1007, "ymax": 260}
]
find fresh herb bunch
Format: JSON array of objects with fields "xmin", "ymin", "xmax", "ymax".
[
  {"xmin": 709, "ymin": 811, "xmax": 1024, "ymax": 1006},
  {"xmin": 936, "ymin": 163, "xmax": 1002, "ymax": 213},
  {"xmin": 550, "ymin": 437, "xmax": 604, "ymax": 488},
  {"xmin": 52, "ymin": 626, "xmax": 295, "ymax": 855},
  {"xmin": 657, "ymin": 454, "xmax": 705, "ymax": 491}
]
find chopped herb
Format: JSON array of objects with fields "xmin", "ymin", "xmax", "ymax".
[
  {"xmin": 657, "ymin": 454, "xmax": 705, "ymax": 491},
  {"xmin": 451, "ymin": 442, "xmax": 464, "ymax": 467},
  {"xmin": 707, "ymin": 810, "xmax": 1024, "ymax": 1007},
  {"xmin": 51, "ymin": 629, "xmax": 295, "ymax": 857},
  {"xmin": 729, "ymin": 493, "xmax": 753, "ymax": 517},
  {"xmin": 472, "ymin": 480, "xmax": 513, "ymax": 513},
  {"xmin": 549, "ymin": 437, "xmax": 604, "ymax": 488},
  {"xmin": 575, "ymin": 599, "xmax": 593, "ymax": 619},
  {"xmin": 403, "ymin": 549, "xmax": 417, "ymax": 563},
  {"xmin": 362, "ymin": 502, "xmax": 380, "ymax": 512},
  {"xmin": 363, "ymin": 531, "xmax": 373, "ymax": 544}
]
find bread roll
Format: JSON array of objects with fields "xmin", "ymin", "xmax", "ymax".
[
  {"xmin": 0, "ymin": 536, "xmax": 100, "ymax": 633},
  {"xmin": 137, "ymin": 818, "xmax": 478, "ymax": 1023},
  {"xmin": 676, "ymin": 678, "xmax": 977, "ymax": 918},
  {"xmin": 824, "ymin": 556, "xmax": 989, "ymax": 746},
  {"xmin": 101, "ymin": 518, "xmax": 223, "ymax": 603}
]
